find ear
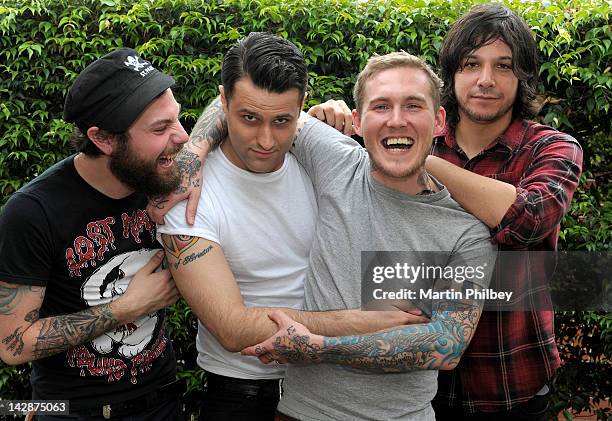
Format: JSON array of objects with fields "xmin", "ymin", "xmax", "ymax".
[
  {"xmin": 300, "ymin": 91, "xmax": 309, "ymax": 110},
  {"xmin": 219, "ymin": 85, "xmax": 228, "ymax": 113},
  {"xmin": 86, "ymin": 126, "xmax": 114, "ymax": 156},
  {"xmin": 352, "ymin": 109, "xmax": 363, "ymax": 137},
  {"xmin": 433, "ymin": 106, "xmax": 446, "ymax": 137}
]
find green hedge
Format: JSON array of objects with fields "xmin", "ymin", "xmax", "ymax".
[{"xmin": 0, "ymin": 0, "xmax": 610, "ymax": 418}]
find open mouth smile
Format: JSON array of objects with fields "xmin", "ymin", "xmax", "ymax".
[
  {"xmin": 158, "ymin": 152, "xmax": 178, "ymax": 168},
  {"xmin": 382, "ymin": 137, "xmax": 414, "ymax": 150}
]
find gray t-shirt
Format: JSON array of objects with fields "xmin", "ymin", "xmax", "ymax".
[{"xmin": 278, "ymin": 118, "xmax": 496, "ymax": 420}]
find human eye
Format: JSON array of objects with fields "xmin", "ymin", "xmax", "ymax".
[
  {"xmin": 152, "ymin": 125, "xmax": 167, "ymax": 134},
  {"xmin": 463, "ymin": 60, "xmax": 479, "ymax": 69},
  {"xmin": 498, "ymin": 62, "xmax": 513, "ymax": 71},
  {"xmin": 242, "ymin": 114, "xmax": 257, "ymax": 123},
  {"xmin": 274, "ymin": 117, "xmax": 290, "ymax": 125},
  {"xmin": 405, "ymin": 103, "xmax": 422, "ymax": 111},
  {"xmin": 373, "ymin": 103, "xmax": 389, "ymax": 111}
]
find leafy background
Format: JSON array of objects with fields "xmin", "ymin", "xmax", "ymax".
[{"xmin": 0, "ymin": 0, "xmax": 610, "ymax": 419}]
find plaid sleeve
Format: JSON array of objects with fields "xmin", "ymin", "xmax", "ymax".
[{"xmin": 492, "ymin": 135, "xmax": 583, "ymax": 246}]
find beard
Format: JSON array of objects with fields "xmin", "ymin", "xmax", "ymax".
[
  {"xmin": 369, "ymin": 148, "xmax": 428, "ymax": 180},
  {"xmin": 458, "ymin": 97, "xmax": 514, "ymax": 123},
  {"xmin": 109, "ymin": 138, "xmax": 181, "ymax": 198}
]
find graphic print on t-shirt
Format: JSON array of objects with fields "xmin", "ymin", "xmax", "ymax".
[
  {"xmin": 60, "ymin": 210, "xmax": 167, "ymax": 384},
  {"xmin": 81, "ymin": 249, "xmax": 158, "ymax": 358}
]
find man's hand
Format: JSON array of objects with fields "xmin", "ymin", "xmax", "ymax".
[
  {"xmin": 307, "ymin": 100, "xmax": 354, "ymax": 136},
  {"xmin": 113, "ymin": 251, "xmax": 179, "ymax": 324},
  {"xmin": 147, "ymin": 147, "xmax": 207, "ymax": 225},
  {"xmin": 241, "ymin": 310, "xmax": 323, "ymax": 364}
]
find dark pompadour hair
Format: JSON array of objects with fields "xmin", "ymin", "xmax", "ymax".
[
  {"xmin": 221, "ymin": 32, "xmax": 308, "ymax": 101},
  {"xmin": 439, "ymin": 3, "xmax": 540, "ymax": 128}
]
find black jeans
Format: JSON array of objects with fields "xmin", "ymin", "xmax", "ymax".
[
  {"xmin": 199, "ymin": 372, "xmax": 281, "ymax": 421},
  {"xmin": 433, "ymin": 392, "xmax": 550, "ymax": 421}
]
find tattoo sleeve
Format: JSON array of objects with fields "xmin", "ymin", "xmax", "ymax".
[
  {"xmin": 190, "ymin": 97, "xmax": 228, "ymax": 151},
  {"xmin": 318, "ymin": 301, "xmax": 480, "ymax": 372},
  {"xmin": 270, "ymin": 300, "xmax": 482, "ymax": 373},
  {"xmin": 1, "ymin": 282, "xmax": 119, "ymax": 361},
  {"xmin": 31, "ymin": 303, "xmax": 119, "ymax": 360}
]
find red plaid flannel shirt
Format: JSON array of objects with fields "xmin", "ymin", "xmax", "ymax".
[{"xmin": 432, "ymin": 119, "xmax": 583, "ymax": 413}]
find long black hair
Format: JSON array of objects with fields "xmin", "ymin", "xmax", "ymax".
[{"xmin": 439, "ymin": 3, "xmax": 540, "ymax": 128}]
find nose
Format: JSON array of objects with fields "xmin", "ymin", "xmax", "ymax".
[
  {"xmin": 256, "ymin": 124, "xmax": 275, "ymax": 150},
  {"xmin": 173, "ymin": 122, "xmax": 189, "ymax": 145},
  {"xmin": 477, "ymin": 64, "xmax": 495, "ymax": 89},
  {"xmin": 386, "ymin": 107, "xmax": 406, "ymax": 128}
]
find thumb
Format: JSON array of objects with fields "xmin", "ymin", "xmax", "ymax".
[
  {"xmin": 404, "ymin": 309, "xmax": 423, "ymax": 316},
  {"xmin": 186, "ymin": 196, "xmax": 197, "ymax": 226},
  {"xmin": 268, "ymin": 310, "xmax": 292, "ymax": 328},
  {"xmin": 185, "ymin": 187, "xmax": 202, "ymax": 225},
  {"xmin": 241, "ymin": 344, "xmax": 257, "ymax": 356}
]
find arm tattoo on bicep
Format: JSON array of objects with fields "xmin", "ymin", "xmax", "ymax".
[
  {"xmin": 32, "ymin": 303, "xmax": 118, "ymax": 360},
  {"xmin": 161, "ymin": 235, "xmax": 214, "ymax": 269},
  {"xmin": 0, "ymin": 284, "xmax": 44, "ymax": 315},
  {"xmin": 190, "ymin": 97, "xmax": 227, "ymax": 150}
]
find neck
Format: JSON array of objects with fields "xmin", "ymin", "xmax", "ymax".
[
  {"xmin": 74, "ymin": 153, "xmax": 134, "ymax": 199},
  {"xmin": 372, "ymin": 168, "xmax": 438, "ymax": 196},
  {"xmin": 455, "ymin": 112, "xmax": 512, "ymax": 159}
]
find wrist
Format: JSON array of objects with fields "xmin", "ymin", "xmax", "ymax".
[{"xmin": 109, "ymin": 297, "xmax": 138, "ymax": 325}]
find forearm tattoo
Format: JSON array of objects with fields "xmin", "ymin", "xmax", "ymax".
[
  {"xmin": 173, "ymin": 150, "xmax": 202, "ymax": 194},
  {"xmin": 161, "ymin": 235, "xmax": 213, "ymax": 269},
  {"xmin": 1, "ymin": 283, "xmax": 117, "ymax": 360},
  {"xmin": 32, "ymin": 304, "xmax": 118, "ymax": 360},
  {"xmin": 0, "ymin": 309, "xmax": 39, "ymax": 357},
  {"xmin": 190, "ymin": 97, "xmax": 228, "ymax": 150},
  {"xmin": 2, "ymin": 327, "xmax": 25, "ymax": 357},
  {"xmin": 271, "ymin": 302, "xmax": 480, "ymax": 372}
]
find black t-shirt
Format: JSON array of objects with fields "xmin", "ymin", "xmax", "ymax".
[{"xmin": 0, "ymin": 155, "xmax": 176, "ymax": 410}]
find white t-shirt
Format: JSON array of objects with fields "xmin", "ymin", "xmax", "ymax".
[{"xmin": 158, "ymin": 148, "xmax": 317, "ymax": 379}]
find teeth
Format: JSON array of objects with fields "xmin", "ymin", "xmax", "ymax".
[
  {"xmin": 385, "ymin": 138, "xmax": 413, "ymax": 146},
  {"xmin": 159, "ymin": 153, "xmax": 177, "ymax": 161}
]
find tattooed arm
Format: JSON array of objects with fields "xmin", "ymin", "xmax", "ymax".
[
  {"xmin": 0, "ymin": 251, "xmax": 178, "ymax": 365},
  {"xmin": 148, "ymin": 97, "xmax": 228, "ymax": 225},
  {"xmin": 242, "ymin": 300, "xmax": 482, "ymax": 372},
  {"xmin": 161, "ymin": 235, "xmax": 427, "ymax": 353}
]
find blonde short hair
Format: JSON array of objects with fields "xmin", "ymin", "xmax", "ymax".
[{"xmin": 353, "ymin": 52, "xmax": 442, "ymax": 114}]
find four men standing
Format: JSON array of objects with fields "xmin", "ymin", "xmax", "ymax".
[{"xmin": 0, "ymin": 2, "xmax": 584, "ymax": 420}]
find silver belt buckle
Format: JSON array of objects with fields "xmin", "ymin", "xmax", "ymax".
[{"xmin": 102, "ymin": 404, "xmax": 111, "ymax": 419}]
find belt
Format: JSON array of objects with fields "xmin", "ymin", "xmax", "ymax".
[
  {"xmin": 74, "ymin": 378, "xmax": 185, "ymax": 419},
  {"xmin": 206, "ymin": 372, "xmax": 281, "ymax": 397}
]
